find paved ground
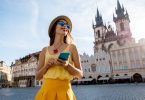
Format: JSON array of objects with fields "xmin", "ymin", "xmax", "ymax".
[{"xmin": 1, "ymin": 83, "xmax": 145, "ymax": 100}]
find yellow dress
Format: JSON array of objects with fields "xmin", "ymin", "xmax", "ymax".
[{"xmin": 35, "ymin": 44, "xmax": 76, "ymax": 100}]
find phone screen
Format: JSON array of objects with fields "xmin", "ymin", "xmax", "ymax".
[{"xmin": 58, "ymin": 52, "xmax": 70, "ymax": 60}]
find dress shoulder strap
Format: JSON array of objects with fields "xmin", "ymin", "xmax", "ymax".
[{"xmin": 65, "ymin": 44, "xmax": 71, "ymax": 52}]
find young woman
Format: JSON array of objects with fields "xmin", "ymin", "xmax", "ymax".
[{"xmin": 35, "ymin": 15, "xmax": 83, "ymax": 100}]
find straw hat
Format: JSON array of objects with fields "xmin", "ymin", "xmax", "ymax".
[{"xmin": 48, "ymin": 15, "xmax": 72, "ymax": 35}]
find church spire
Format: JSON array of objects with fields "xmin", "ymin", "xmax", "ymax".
[
  {"xmin": 95, "ymin": 8, "xmax": 103, "ymax": 26},
  {"xmin": 115, "ymin": 0, "xmax": 125, "ymax": 19}
]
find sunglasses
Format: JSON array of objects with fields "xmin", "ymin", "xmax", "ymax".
[{"xmin": 58, "ymin": 21, "xmax": 70, "ymax": 29}]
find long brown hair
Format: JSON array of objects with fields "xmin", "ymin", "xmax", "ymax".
[{"xmin": 49, "ymin": 19, "xmax": 75, "ymax": 46}]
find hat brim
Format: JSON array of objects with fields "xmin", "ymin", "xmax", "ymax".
[{"xmin": 48, "ymin": 15, "xmax": 72, "ymax": 35}]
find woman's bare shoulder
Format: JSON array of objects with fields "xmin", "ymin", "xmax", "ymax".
[
  {"xmin": 41, "ymin": 46, "xmax": 48, "ymax": 55},
  {"xmin": 70, "ymin": 44, "xmax": 78, "ymax": 53}
]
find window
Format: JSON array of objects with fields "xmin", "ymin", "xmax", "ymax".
[
  {"xmin": 101, "ymin": 67, "xmax": 105, "ymax": 72},
  {"xmin": 84, "ymin": 69, "xmax": 87, "ymax": 72},
  {"xmin": 118, "ymin": 56, "xmax": 122, "ymax": 61},
  {"xmin": 124, "ymin": 63, "xmax": 128, "ymax": 69},
  {"xmin": 98, "ymin": 30, "xmax": 100, "ymax": 37},
  {"xmin": 113, "ymin": 57, "xmax": 116, "ymax": 62},
  {"xmin": 97, "ymin": 67, "xmax": 100, "ymax": 72},
  {"xmin": 131, "ymin": 63, "xmax": 135, "ymax": 69},
  {"xmin": 136, "ymin": 62, "xmax": 140, "ymax": 68},
  {"xmin": 123, "ymin": 55, "xmax": 127, "ymax": 61},
  {"xmin": 36, "ymin": 81, "xmax": 39, "ymax": 85},
  {"xmin": 120, "ymin": 23, "xmax": 125, "ymax": 31},
  {"xmin": 129, "ymin": 54, "xmax": 133, "ymax": 60},
  {"xmin": 114, "ymin": 64, "xmax": 118, "ymax": 70},
  {"xmin": 117, "ymin": 50, "xmax": 121, "ymax": 54},
  {"xmin": 135, "ymin": 54, "xmax": 139, "ymax": 60},
  {"xmin": 119, "ymin": 64, "xmax": 123, "ymax": 69},
  {"xmin": 88, "ymin": 68, "xmax": 90, "ymax": 72},
  {"xmin": 106, "ymin": 66, "xmax": 110, "ymax": 72}
]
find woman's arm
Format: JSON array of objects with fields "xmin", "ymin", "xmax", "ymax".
[
  {"xmin": 35, "ymin": 47, "xmax": 54, "ymax": 80},
  {"xmin": 65, "ymin": 44, "xmax": 83, "ymax": 78}
]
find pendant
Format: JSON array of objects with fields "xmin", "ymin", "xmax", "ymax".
[{"xmin": 54, "ymin": 49, "xmax": 58, "ymax": 54}]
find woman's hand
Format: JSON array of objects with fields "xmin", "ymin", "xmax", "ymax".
[
  {"xmin": 45, "ymin": 58, "xmax": 56, "ymax": 69},
  {"xmin": 45, "ymin": 58, "xmax": 69, "ymax": 69},
  {"xmin": 56, "ymin": 59, "xmax": 69, "ymax": 68}
]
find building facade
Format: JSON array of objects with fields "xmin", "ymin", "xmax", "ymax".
[
  {"xmin": 0, "ymin": 61, "xmax": 12, "ymax": 87},
  {"xmin": 11, "ymin": 51, "xmax": 43, "ymax": 87},
  {"xmin": 81, "ymin": 0, "xmax": 145, "ymax": 83}
]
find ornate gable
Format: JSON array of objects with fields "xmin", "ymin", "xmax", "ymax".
[{"xmin": 27, "ymin": 56, "xmax": 37, "ymax": 63}]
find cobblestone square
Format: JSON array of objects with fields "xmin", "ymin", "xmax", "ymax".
[{"xmin": 1, "ymin": 83, "xmax": 145, "ymax": 100}]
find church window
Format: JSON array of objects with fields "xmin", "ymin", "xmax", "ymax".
[
  {"xmin": 98, "ymin": 30, "xmax": 100, "ymax": 37},
  {"xmin": 120, "ymin": 23, "xmax": 125, "ymax": 31}
]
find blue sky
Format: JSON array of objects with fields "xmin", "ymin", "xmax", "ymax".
[{"xmin": 0, "ymin": 0, "xmax": 145, "ymax": 66}]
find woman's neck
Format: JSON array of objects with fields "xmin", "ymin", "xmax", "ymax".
[{"xmin": 53, "ymin": 36, "xmax": 64, "ymax": 46}]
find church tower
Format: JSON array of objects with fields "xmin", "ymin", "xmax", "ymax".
[
  {"xmin": 93, "ymin": 8, "xmax": 106, "ymax": 53},
  {"xmin": 113, "ymin": 0, "xmax": 132, "ymax": 46}
]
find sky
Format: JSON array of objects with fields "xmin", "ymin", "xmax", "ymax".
[{"xmin": 0, "ymin": 0, "xmax": 145, "ymax": 66}]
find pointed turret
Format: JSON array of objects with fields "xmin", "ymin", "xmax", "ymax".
[
  {"xmin": 115, "ymin": 0, "xmax": 124, "ymax": 18},
  {"xmin": 113, "ymin": 0, "xmax": 130, "ymax": 22},
  {"xmin": 95, "ymin": 8, "xmax": 103, "ymax": 26}
]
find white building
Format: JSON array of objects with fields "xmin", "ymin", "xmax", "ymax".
[
  {"xmin": 0, "ymin": 61, "xmax": 12, "ymax": 87},
  {"xmin": 12, "ymin": 51, "xmax": 43, "ymax": 87}
]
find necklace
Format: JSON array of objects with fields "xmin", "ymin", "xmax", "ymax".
[{"xmin": 53, "ymin": 43, "xmax": 63, "ymax": 54}]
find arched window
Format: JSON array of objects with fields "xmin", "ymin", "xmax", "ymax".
[
  {"xmin": 98, "ymin": 30, "xmax": 100, "ymax": 37},
  {"xmin": 120, "ymin": 23, "xmax": 125, "ymax": 31}
]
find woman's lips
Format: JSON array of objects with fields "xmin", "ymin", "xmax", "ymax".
[{"xmin": 61, "ymin": 28, "xmax": 67, "ymax": 32}]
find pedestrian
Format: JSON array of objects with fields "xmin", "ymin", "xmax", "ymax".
[{"xmin": 35, "ymin": 15, "xmax": 83, "ymax": 100}]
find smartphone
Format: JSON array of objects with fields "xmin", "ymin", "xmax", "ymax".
[{"xmin": 58, "ymin": 52, "xmax": 70, "ymax": 60}]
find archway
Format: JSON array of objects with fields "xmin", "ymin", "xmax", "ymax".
[
  {"xmin": 133, "ymin": 73, "xmax": 142, "ymax": 83},
  {"xmin": 97, "ymin": 75, "xmax": 102, "ymax": 84}
]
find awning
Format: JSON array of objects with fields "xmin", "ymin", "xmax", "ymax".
[
  {"xmin": 113, "ymin": 75, "xmax": 131, "ymax": 79},
  {"xmin": 73, "ymin": 78, "xmax": 93, "ymax": 82},
  {"xmin": 98, "ymin": 77, "xmax": 110, "ymax": 81}
]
